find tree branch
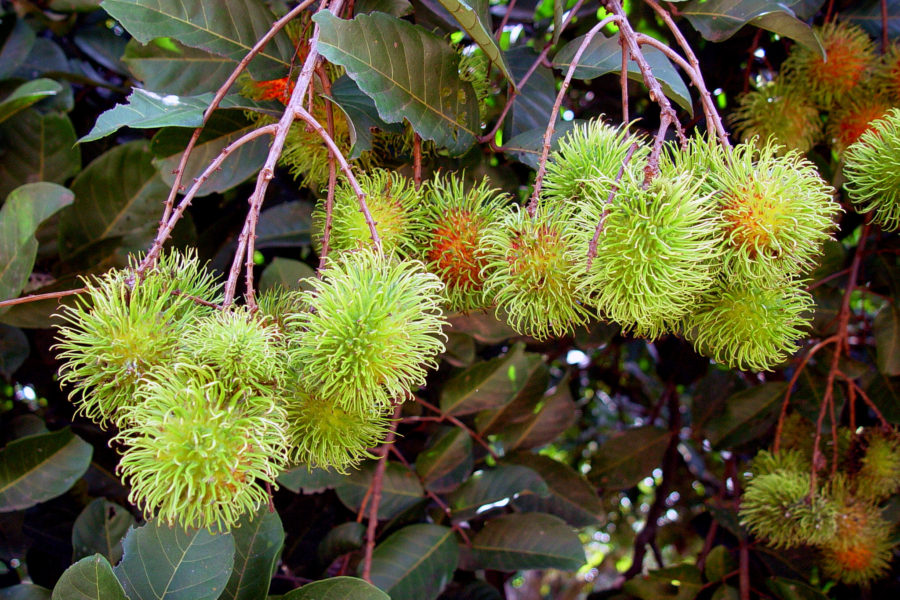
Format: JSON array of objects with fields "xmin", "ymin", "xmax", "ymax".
[{"xmin": 362, "ymin": 408, "xmax": 401, "ymax": 582}]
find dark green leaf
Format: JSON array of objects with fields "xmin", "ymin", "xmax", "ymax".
[
  {"xmin": 712, "ymin": 586, "xmax": 740, "ymax": 600},
  {"xmin": 704, "ymin": 382, "xmax": 788, "ymax": 450},
  {"xmin": 0, "ymin": 324, "xmax": 29, "ymax": 378},
  {"xmin": 505, "ymin": 453, "xmax": 602, "ymax": 527},
  {"xmin": 0, "ymin": 427, "xmax": 92, "ymax": 512},
  {"xmin": 277, "ymin": 466, "xmax": 345, "ymax": 493},
  {"xmin": 73, "ymin": 25, "xmax": 129, "ymax": 75},
  {"xmin": 0, "ymin": 109, "xmax": 81, "ymax": 201},
  {"xmin": 437, "ymin": 0, "xmax": 516, "ymax": 89},
  {"xmin": 497, "ymin": 374, "xmax": 577, "ymax": 451},
  {"xmin": 874, "ymin": 305, "xmax": 900, "ymax": 376},
  {"xmin": 845, "ymin": 0, "xmax": 900, "ymax": 40},
  {"xmin": 124, "ymin": 38, "xmax": 236, "ymax": 97},
  {"xmin": 327, "ymin": 75, "xmax": 404, "ymax": 159},
  {"xmin": 449, "ymin": 465, "xmax": 548, "ymax": 520},
  {"xmin": 255, "ymin": 201, "xmax": 313, "ymax": 249},
  {"xmin": 553, "ymin": 34, "xmax": 693, "ymax": 115},
  {"xmin": 48, "ymin": 0, "xmax": 103, "ymax": 10},
  {"xmin": 114, "ymin": 520, "xmax": 235, "ymax": 600},
  {"xmin": 704, "ymin": 545, "xmax": 736, "ymax": 582},
  {"xmin": 58, "ymin": 141, "xmax": 168, "ymax": 259},
  {"xmin": 0, "ymin": 79, "xmax": 62, "ymax": 125},
  {"xmin": 72, "ymin": 499, "xmax": 136, "ymax": 564},
  {"xmin": 223, "ymin": 507, "xmax": 284, "ymax": 600},
  {"xmin": 318, "ymin": 522, "xmax": 365, "ymax": 566},
  {"xmin": 259, "ymin": 258, "xmax": 316, "ymax": 293},
  {"xmin": 502, "ymin": 120, "xmax": 583, "ymax": 168},
  {"xmin": 445, "ymin": 310, "xmax": 517, "ymax": 343},
  {"xmin": 314, "ymin": 10, "xmax": 480, "ymax": 155},
  {"xmin": 470, "ymin": 512, "xmax": 584, "ymax": 571},
  {"xmin": 441, "ymin": 342, "xmax": 536, "ymax": 416},
  {"xmin": 151, "ymin": 111, "xmax": 270, "ymax": 196},
  {"xmin": 765, "ymin": 576, "xmax": 829, "ymax": 600},
  {"xmin": 475, "ymin": 356, "xmax": 548, "ymax": 435},
  {"xmin": 281, "ymin": 577, "xmax": 389, "ymax": 600},
  {"xmin": 680, "ymin": 0, "xmax": 823, "ymax": 54},
  {"xmin": 355, "ymin": 0, "xmax": 414, "ymax": 16},
  {"xmin": 0, "ymin": 19, "xmax": 36, "ymax": 80},
  {"xmin": 51, "ymin": 555, "xmax": 127, "ymax": 600},
  {"xmin": 442, "ymin": 331, "xmax": 476, "ymax": 368},
  {"xmin": 0, "ymin": 585, "xmax": 51, "ymax": 600},
  {"xmin": 589, "ymin": 426, "xmax": 670, "ymax": 489},
  {"xmin": 864, "ymin": 371, "xmax": 900, "ymax": 423},
  {"xmin": 100, "ymin": 0, "xmax": 295, "ymax": 79},
  {"xmin": 335, "ymin": 462, "xmax": 424, "ymax": 520},
  {"xmin": 0, "ymin": 183, "xmax": 74, "ymax": 311},
  {"xmin": 415, "ymin": 427, "xmax": 473, "ymax": 493},
  {"xmin": 365, "ymin": 524, "xmax": 458, "ymax": 600},
  {"xmin": 623, "ymin": 564, "xmax": 703, "ymax": 600},
  {"xmin": 504, "ymin": 47, "xmax": 556, "ymax": 140}
]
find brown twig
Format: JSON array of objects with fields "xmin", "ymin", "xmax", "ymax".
[
  {"xmin": 495, "ymin": 0, "xmax": 519, "ymax": 40},
  {"xmin": 361, "ymin": 409, "xmax": 401, "ymax": 582},
  {"xmin": 413, "ymin": 133, "xmax": 423, "ymax": 190},
  {"xmin": 414, "ymin": 396, "xmax": 500, "ymax": 461},
  {"xmin": 743, "ymin": 30, "xmax": 763, "ymax": 94},
  {"xmin": 620, "ymin": 36, "xmax": 630, "ymax": 124},
  {"xmin": 0, "ymin": 287, "xmax": 85, "ymax": 309},
  {"xmin": 586, "ymin": 142, "xmax": 638, "ymax": 270},
  {"xmin": 317, "ymin": 67, "xmax": 338, "ymax": 274}
]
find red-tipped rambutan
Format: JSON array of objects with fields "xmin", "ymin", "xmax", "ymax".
[{"xmin": 828, "ymin": 92, "xmax": 893, "ymax": 154}]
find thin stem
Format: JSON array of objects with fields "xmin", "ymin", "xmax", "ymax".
[
  {"xmin": 495, "ymin": 0, "xmax": 518, "ymax": 40},
  {"xmin": 0, "ymin": 287, "xmax": 85, "ymax": 309},
  {"xmin": 620, "ymin": 36, "xmax": 629, "ymax": 124},
  {"xmin": 586, "ymin": 142, "xmax": 638, "ymax": 270},
  {"xmin": 413, "ymin": 133, "xmax": 423, "ymax": 190},
  {"xmin": 415, "ymin": 396, "xmax": 500, "ymax": 461},
  {"xmin": 362, "ymin": 409, "xmax": 400, "ymax": 582},
  {"xmin": 318, "ymin": 84, "xmax": 338, "ymax": 274}
]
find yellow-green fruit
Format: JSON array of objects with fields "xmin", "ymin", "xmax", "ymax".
[
  {"xmin": 731, "ymin": 78, "xmax": 822, "ymax": 153},
  {"xmin": 820, "ymin": 498, "xmax": 894, "ymax": 585},
  {"xmin": 844, "ymin": 108, "xmax": 900, "ymax": 230},
  {"xmin": 854, "ymin": 429, "xmax": 900, "ymax": 502}
]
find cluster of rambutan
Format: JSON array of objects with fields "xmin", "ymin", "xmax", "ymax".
[
  {"xmin": 732, "ymin": 21, "xmax": 899, "ymax": 156},
  {"xmin": 326, "ymin": 120, "xmax": 838, "ymax": 371},
  {"xmin": 53, "ymin": 248, "xmax": 446, "ymax": 531},
  {"xmin": 740, "ymin": 418, "xmax": 900, "ymax": 585}
]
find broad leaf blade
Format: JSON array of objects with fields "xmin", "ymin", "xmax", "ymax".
[
  {"xmin": 335, "ymin": 462, "xmax": 424, "ymax": 520},
  {"xmin": 0, "ymin": 109, "xmax": 81, "ymax": 201},
  {"xmin": 72, "ymin": 499, "xmax": 136, "ymax": 564},
  {"xmin": 437, "ymin": 0, "xmax": 517, "ymax": 89},
  {"xmin": 704, "ymin": 382, "xmax": 788, "ymax": 450},
  {"xmin": 415, "ymin": 427, "xmax": 473, "ymax": 493},
  {"xmin": 505, "ymin": 453, "xmax": 603, "ymax": 527},
  {"xmin": 318, "ymin": 522, "xmax": 366, "ymax": 566},
  {"xmin": 589, "ymin": 426, "xmax": 670, "ymax": 489},
  {"xmin": 623, "ymin": 565, "xmax": 703, "ymax": 600},
  {"xmin": 100, "ymin": 0, "xmax": 295, "ymax": 79},
  {"xmin": 497, "ymin": 375, "xmax": 577, "ymax": 451},
  {"xmin": 874, "ymin": 305, "xmax": 900, "ymax": 376},
  {"xmin": 502, "ymin": 120, "xmax": 583, "ymax": 168},
  {"xmin": 0, "ymin": 325, "xmax": 29, "ymax": 378},
  {"xmin": 0, "ymin": 79, "xmax": 62, "ymax": 125},
  {"xmin": 0, "ymin": 427, "xmax": 92, "ymax": 512},
  {"xmin": 51, "ymin": 555, "xmax": 127, "ymax": 600},
  {"xmin": 365, "ymin": 524, "xmax": 458, "ymax": 600},
  {"xmin": 0, "ymin": 584, "xmax": 52, "ymax": 600},
  {"xmin": 277, "ymin": 466, "xmax": 344, "ymax": 493},
  {"xmin": 448, "ymin": 465, "xmax": 548, "ymax": 520},
  {"xmin": 471, "ymin": 512, "xmax": 584, "ymax": 571},
  {"xmin": 222, "ymin": 507, "xmax": 284, "ymax": 600},
  {"xmin": 259, "ymin": 258, "xmax": 316, "ymax": 292},
  {"xmin": 504, "ymin": 47, "xmax": 557, "ymax": 140},
  {"xmin": 314, "ymin": 10, "xmax": 480, "ymax": 155},
  {"xmin": 124, "ymin": 38, "xmax": 236, "ymax": 96},
  {"xmin": 328, "ymin": 75, "xmax": 404, "ymax": 159},
  {"xmin": 441, "ymin": 342, "xmax": 537, "ymax": 415},
  {"xmin": 281, "ymin": 577, "xmax": 389, "ymax": 600},
  {"xmin": 114, "ymin": 520, "xmax": 235, "ymax": 600}
]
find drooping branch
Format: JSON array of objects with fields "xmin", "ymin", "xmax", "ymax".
[
  {"xmin": 586, "ymin": 142, "xmax": 638, "ymax": 269},
  {"xmin": 361, "ymin": 408, "xmax": 401, "ymax": 582}
]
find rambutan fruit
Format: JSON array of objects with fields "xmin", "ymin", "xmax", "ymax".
[
  {"xmin": 481, "ymin": 204, "xmax": 591, "ymax": 340},
  {"xmin": 783, "ymin": 22, "xmax": 876, "ymax": 107},
  {"xmin": 827, "ymin": 92, "xmax": 893, "ymax": 154},
  {"xmin": 54, "ymin": 249, "xmax": 220, "ymax": 427},
  {"xmin": 875, "ymin": 43, "xmax": 900, "ymax": 101},
  {"xmin": 542, "ymin": 119, "xmax": 648, "ymax": 206},
  {"xmin": 572, "ymin": 169, "xmax": 721, "ymax": 338},
  {"xmin": 682, "ymin": 275, "xmax": 814, "ymax": 371},
  {"xmin": 241, "ymin": 76, "xmax": 296, "ymax": 105},
  {"xmin": 750, "ymin": 449, "xmax": 811, "ymax": 478},
  {"xmin": 854, "ymin": 429, "xmax": 900, "ymax": 502},
  {"xmin": 458, "ymin": 49, "xmax": 492, "ymax": 120},
  {"xmin": 313, "ymin": 168, "xmax": 426, "ymax": 257},
  {"xmin": 730, "ymin": 78, "xmax": 822, "ymax": 153},
  {"xmin": 421, "ymin": 173, "xmax": 508, "ymax": 312},
  {"xmin": 114, "ymin": 364, "xmax": 288, "ymax": 532},
  {"xmin": 290, "ymin": 249, "xmax": 446, "ymax": 414},
  {"xmin": 285, "ymin": 381, "xmax": 392, "ymax": 473},
  {"xmin": 820, "ymin": 496, "xmax": 894, "ymax": 585},
  {"xmin": 739, "ymin": 469, "xmax": 838, "ymax": 548},
  {"xmin": 844, "ymin": 108, "xmax": 900, "ymax": 230}
]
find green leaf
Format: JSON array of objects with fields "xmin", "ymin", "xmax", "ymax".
[
  {"xmin": 0, "ymin": 584, "xmax": 51, "ymax": 600},
  {"xmin": 58, "ymin": 141, "xmax": 168, "ymax": 259},
  {"xmin": 445, "ymin": 310, "xmax": 517, "ymax": 344},
  {"xmin": 365, "ymin": 524, "xmax": 458, "ymax": 600},
  {"xmin": 589, "ymin": 426, "xmax": 671, "ymax": 489},
  {"xmin": 335, "ymin": 462, "xmax": 424, "ymax": 520},
  {"xmin": 277, "ymin": 466, "xmax": 345, "ymax": 493},
  {"xmin": 496, "ymin": 374, "xmax": 577, "ymax": 451},
  {"xmin": 151, "ymin": 111, "xmax": 270, "ymax": 196},
  {"xmin": 415, "ymin": 427, "xmax": 473, "ymax": 493},
  {"xmin": 100, "ymin": 0, "xmax": 295, "ymax": 79},
  {"xmin": 471, "ymin": 512, "xmax": 584, "ymax": 571},
  {"xmin": 124, "ymin": 38, "xmax": 237, "ymax": 96},
  {"xmin": 441, "ymin": 342, "xmax": 537, "ymax": 416},
  {"xmin": 51, "ymin": 555, "xmax": 127, "ymax": 600},
  {"xmin": 712, "ymin": 586, "xmax": 740, "ymax": 600},
  {"xmin": 0, "ymin": 79, "xmax": 62, "ymax": 125},
  {"xmin": 448, "ymin": 465, "xmax": 548, "ymax": 520},
  {"xmin": 874, "ymin": 304, "xmax": 900, "ymax": 376},
  {"xmin": 704, "ymin": 382, "xmax": 788, "ymax": 450},
  {"xmin": 255, "ymin": 201, "xmax": 313, "ymax": 249},
  {"xmin": 114, "ymin": 520, "xmax": 235, "ymax": 600},
  {"xmin": 502, "ymin": 120, "xmax": 583, "ymax": 168},
  {"xmin": 314, "ymin": 10, "xmax": 480, "ymax": 155},
  {"xmin": 0, "ymin": 183, "xmax": 74, "ymax": 312},
  {"xmin": 72, "ymin": 499, "xmax": 136, "ymax": 565},
  {"xmin": 0, "ymin": 427, "xmax": 92, "ymax": 512},
  {"xmin": 318, "ymin": 522, "xmax": 366, "ymax": 566},
  {"xmin": 765, "ymin": 576, "xmax": 829, "ymax": 600},
  {"xmin": 0, "ymin": 324, "xmax": 29, "ymax": 378},
  {"xmin": 475, "ymin": 357, "xmax": 548, "ymax": 435},
  {"xmin": 864, "ymin": 371, "xmax": 900, "ymax": 424},
  {"xmin": 623, "ymin": 564, "xmax": 703, "ymax": 600},
  {"xmin": 222, "ymin": 507, "xmax": 284, "ymax": 600},
  {"xmin": 846, "ymin": 0, "xmax": 900, "ymax": 41},
  {"xmin": 74, "ymin": 24, "xmax": 130, "ymax": 75},
  {"xmin": 355, "ymin": 0, "xmax": 414, "ymax": 16},
  {"xmin": 442, "ymin": 331, "xmax": 476, "ymax": 368},
  {"xmin": 505, "ymin": 453, "xmax": 603, "ymax": 527},
  {"xmin": 704, "ymin": 545, "xmax": 736, "ymax": 582},
  {"xmin": 327, "ymin": 75, "xmax": 404, "ymax": 159},
  {"xmin": 281, "ymin": 577, "xmax": 389, "ymax": 600},
  {"xmin": 553, "ymin": 34, "xmax": 693, "ymax": 115},
  {"xmin": 48, "ymin": 0, "xmax": 103, "ymax": 11},
  {"xmin": 436, "ymin": 0, "xmax": 516, "ymax": 89},
  {"xmin": 0, "ymin": 109, "xmax": 82, "ymax": 201},
  {"xmin": 504, "ymin": 47, "xmax": 557, "ymax": 139},
  {"xmin": 680, "ymin": 0, "xmax": 823, "ymax": 54},
  {"xmin": 0, "ymin": 19, "xmax": 36, "ymax": 80},
  {"xmin": 259, "ymin": 258, "xmax": 316, "ymax": 293}
]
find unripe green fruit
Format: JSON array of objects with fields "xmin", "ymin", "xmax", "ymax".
[
  {"xmin": 820, "ymin": 496, "xmax": 893, "ymax": 585},
  {"xmin": 731, "ymin": 78, "xmax": 821, "ymax": 153},
  {"xmin": 844, "ymin": 108, "xmax": 900, "ymax": 230},
  {"xmin": 854, "ymin": 429, "xmax": 900, "ymax": 502}
]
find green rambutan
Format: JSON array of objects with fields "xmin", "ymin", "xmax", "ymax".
[
  {"xmin": 572, "ymin": 169, "xmax": 721, "ymax": 338},
  {"xmin": 421, "ymin": 173, "xmax": 508, "ymax": 312},
  {"xmin": 750, "ymin": 449, "xmax": 811, "ymax": 478},
  {"xmin": 875, "ymin": 43, "xmax": 900, "ymax": 102},
  {"xmin": 54, "ymin": 249, "xmax": 220, "ymax": 427},
  {"xmin": 313, "ymin": 168, "xmax": 426, "ymax": 257},
  {"xmin": 285, "ymin": 381, "xmax": 392, "ymax": 473},
  {"xmin": 854, "ymin": 429, "xmax": 900, "ymax": 502},
  {"xmin": 730, "ymin": 78, "xmax": 822, "ymax": 153},
  {"xmin": 827, "ymin": 92, "xmax": 893, "ymax": 154},
  {"xmin": 820, "ymin": 496, "xmax": 894, "ymax": 585},
  {"xmin": 739, "ymin": 470, "xmax": 838, "ymax": 548},
  {"xmin": 683, "ymin": 275, "xmax": 814, "ymax": 371},
  {"xmin": 783, "ymin": 22, "xmax": 876, "ymax": 107},
  {"xmin": 458, "ymin": 49, "xmax": 492, "ymax": 120},
  {"xmin": 290, "ymin": 249, "xmax": 446, "ymax": 414},
  {"xmin": 114, "ymin": 364, "xmax": 288, "ymax": 532},
  {"xmin": 843, "ymin": 108, "xmax": 900, "ymax": 230},
  {"xmin": 542, "ymin": 118, "xmax": 648, "ymax": 206},
  {"xmin": 481, "ymin": 204, "xmax": 591, "ymax": 340}
]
